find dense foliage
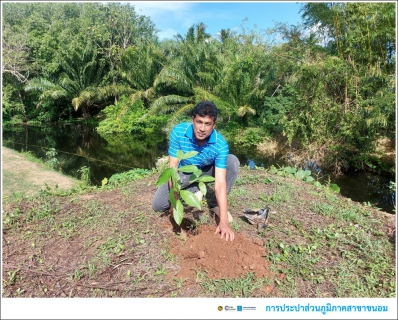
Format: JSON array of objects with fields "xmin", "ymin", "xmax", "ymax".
[{"xmin": 2, "ymin": 2, "xmax": 396, "ymax": 173}]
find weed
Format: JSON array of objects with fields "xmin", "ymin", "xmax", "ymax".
[
  {"xmin": 154, "ymin": 267, "xmax": 167, "ymax": 276},
  {"xmin": 173, "ymin": 277, "xmax": 189, "ymax": 288},
  {"xmin": 3, "ymin": 270, "xmax": 19, "ymax": 286},
  {"xmin": 68, "ymin": 268, "xmax": 84, "ymax": 281},
  {"xmin": 107, "ymin": 169, "xmax": 153, "ymax": 186},
  {"xmin": 15, "ymin": 288, "xmax": 25, "ymax": 296},
  {"xmin": 235, "ymin": 174, "xmax": 263, "ymax": 186},
  {"xmin": 78, "ymin": 166, "xmax": 91, "ymax": 185},
  {"xmin": 44, "ymin": 148, "xmax": 61, "ymax": 170},
  {"xmin": 261, "ymin": 186, "xmax": 290, "ymax": 203},
  {"xmin": 229, "ymin": 220, "xmax": 240, "ymax": 231}
]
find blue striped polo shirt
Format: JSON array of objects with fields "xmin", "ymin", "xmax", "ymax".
[{"xmin": 168, "ymin": 122, "xmax": 229, "ymax": 169}]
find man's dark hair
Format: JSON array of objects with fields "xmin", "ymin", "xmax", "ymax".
[{"xmin": 192, "ymin": 101, "xmax": 218, "ymax": 122}]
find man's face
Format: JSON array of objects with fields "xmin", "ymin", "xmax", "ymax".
[{"xmin": 192, "ymin": 115, "xmax": 216, "ymax": 144}]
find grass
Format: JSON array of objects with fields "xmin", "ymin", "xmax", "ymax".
[
  {"xmin": 2, "ymin": 148, "xmax": 83, "ymax": 200},
  {"xmin": 2, "ymin": 160, "xmax": 396, "ymax": 299}
]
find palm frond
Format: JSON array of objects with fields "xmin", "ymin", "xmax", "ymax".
[
  {"xmin": 72, "ymin": 96, "xmax": 84, "ymax": 111},
  {"xmin": 149, "ymin": 95, "xmax": 191, "ymax": 115},
  {"xmin": 154, "ymin": 67, "xmax": 192, "ymax": 93},
  {"xmin": 167, "ymin": 103, "xmax": 195, "ymax": 129},
  {"xmin": 97, "ymin": 85, "xmax": 133, "ymax": 100},
  {"xmin": 24, "ymin": 78, "xmax": 58, "ymax": 92},
  {"xmin": 237, "ymin": 105, "xmax": 256, "ymax": 117},
  {"xmin": 193, "ymin": 87, "xmax": 234, "ymax": 120}
]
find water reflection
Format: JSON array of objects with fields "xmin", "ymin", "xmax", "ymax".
[{"xmin": 2, "ymin": 124, "xmax": 167, "ymax": 186}]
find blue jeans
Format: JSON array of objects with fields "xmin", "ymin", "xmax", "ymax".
[{"xmin": 151, "ymin": 154, "xmax": 240, "ymax": 212}]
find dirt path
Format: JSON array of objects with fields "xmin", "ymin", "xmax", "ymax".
[{"xmin": 2, "ymin": 146, "xmax": 80, "ymax": 199}]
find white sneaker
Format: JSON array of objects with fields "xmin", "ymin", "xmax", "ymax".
[
  {"xmin": 211, "ymin": 206, "xmax": 233, "ymax": 223},
  {"xmin": 194, "ymin": 190, "xmax": 203, "ymax": 202}
]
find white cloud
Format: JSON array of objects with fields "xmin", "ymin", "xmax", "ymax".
[
  {"xmin": 128, "ymin": 1, "xmax": 196, "ymax": 39},
  {"xmin": 131, "ymin": 1, "xmax": 193, "ymax": 17}
]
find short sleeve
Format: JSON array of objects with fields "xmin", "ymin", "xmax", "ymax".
[{"xmin": 215, "ymin": 144, "xmax": 229, "ymax": 169}]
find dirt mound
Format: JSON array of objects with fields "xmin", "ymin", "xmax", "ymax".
[
  {"xmin": 169, "ymin": 224, "xmax": 272, "ymax": 281},
  {"xmin": 155, "ymin": 209, "xmax": 275, "ymax": 283}
]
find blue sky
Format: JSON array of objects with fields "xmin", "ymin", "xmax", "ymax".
[{"xmin": 128, "ymin": 1, "xmax": 305, "ymax": 40}]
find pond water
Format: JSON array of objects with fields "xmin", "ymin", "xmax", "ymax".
[{"xmin": 2, "ymin": 123, "xmax": 395, "ymax": 214}]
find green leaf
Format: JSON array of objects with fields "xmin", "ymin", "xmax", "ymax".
[
  {"xmin": 101, "ymin": 177, "xmax": 108, "ymax": 186},
  {"xmin": 198, "ymin": 181, "xmax": 207, "ymax": 196},
  {"xmin": 314, "ymin": 181, "xmax": 323, "ymax": 188},
  {"xmin": 178, "ymin": 165, "xmax": 199, "ymax": 173},
  {"xmin": 264, "ymin": 177, "xmax": 273, "ymax": 184},
  {"xmin": 284, "ymin": 166, "xmax": 297, "ymax": 174},
  {"xmin": 180, "ymin": 190, "xmax": 201, "ymax": 209},
  {"xmin": 198, "ymin": 175, "xmax": 215, "ymax": 183},
  {"xmin": 176, "ymin": 150, "xmax": 184, "ymax": 161},
  {"xmin": 180, "ymin": 151, "xmax": 198, "ymax": 160},
  {"xmin": 295, "ymin": 170, "xmax": 306, "ymax": 180},
  {"xmin": 189, "ymin": 170, "xmax": 202, "ymax": 183},
  {"xmin": 305, "ymin": 176, "xmax": 314, "ymax": 182},
  {"xmin": 156, "ymin": 167, "xmax": 174, "ymax": 187},
  {"xmin": 173, "ymin": 200, "xmax": 184, "ymax": 225},
  {"xmin": 269, "ymin": 165, "xmax": 278, "ymax": 174},
  {"xmin": 176, "ymin": 150, "xmax": 198, "ymax": 160},
  {"xmin": 329, "ymin": 183, "xmax": 340, "ymax": 193}
]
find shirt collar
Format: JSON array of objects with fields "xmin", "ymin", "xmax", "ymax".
[{"xmin": 186, "ymin": 123, "xmax": 216, "ymax": 144}]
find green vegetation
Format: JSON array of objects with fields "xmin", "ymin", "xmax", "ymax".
[
  {"xmin": 155, "ymin": 151, "xmax": 215, "ymax": 225},
  {"xmin": 2, "ymin": 2, "xmax": 395, "ymax": 174},
  {"xmin": 2, "ymin": 164, "xmax": 395, "ymax": 298}
]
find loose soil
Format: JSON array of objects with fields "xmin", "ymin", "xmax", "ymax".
[{"xmin": 165, "ymin": 223, "xmax": 272, "ymax": 281}]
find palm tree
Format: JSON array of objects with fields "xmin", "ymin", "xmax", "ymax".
[
  {"xmin": 25, "ymin": 43, "xmax": 127, "ymax": 119},
  {"xmin": 216, "ymin": 28, "xmax": 236, "ymax": 45},
  {"xmin": 149, "ymin": 23, "xmax": 223, "ymax": 124},
  {"xmin": 213, "ymin": 32, "xmax": 268, "ymax": 123},
  {"xmin": 120, "ymin": 41, "xmax": 166, "ymax": 108}
]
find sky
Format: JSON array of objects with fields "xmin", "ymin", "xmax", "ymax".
[{"xmin": 128, "ymin": 1, "xmax": 305, "ymax": 40}]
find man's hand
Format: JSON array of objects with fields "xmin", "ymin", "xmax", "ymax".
[{"xmin": 215, "ymin": 221, "xmax": 235, "ymax": 241}]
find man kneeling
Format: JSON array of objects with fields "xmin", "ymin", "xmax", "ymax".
[{"xmin": 152, "ymin": 101, "xmax": 239, "ymax": 241}]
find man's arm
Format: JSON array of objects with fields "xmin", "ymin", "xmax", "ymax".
[{"xmin": 214, "ymin": 167, "xmax": 235, "ymax": 241}]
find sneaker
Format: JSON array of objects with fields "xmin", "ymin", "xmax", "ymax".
[
  {"xmin": 194, "ymin": 190, "xmax": 203, "ymax": 202},
  {"xmin": 210, "ymin": 206, "xmax": 233, "ymax": 223}
]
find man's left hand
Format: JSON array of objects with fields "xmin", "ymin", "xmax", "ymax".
[{"xmin": 215, "ymin": 222, "xmax": 235, "ymax": 241}]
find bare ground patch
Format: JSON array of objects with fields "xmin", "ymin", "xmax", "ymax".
[{"xmin": 2, "ymin": 146, "xmax": 80, "ymax": 199}]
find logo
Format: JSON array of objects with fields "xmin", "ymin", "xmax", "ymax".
[
  {"xmin": 237, "ymin": 306, "xmax": 256, "ymax": 311},
  {"xmin": 217, "ymin": 306, "xmax": 223, "ymax": 311},
  {"xmin": 224, "ymin": 306, "xmax": 236, "ymax": 311}
]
